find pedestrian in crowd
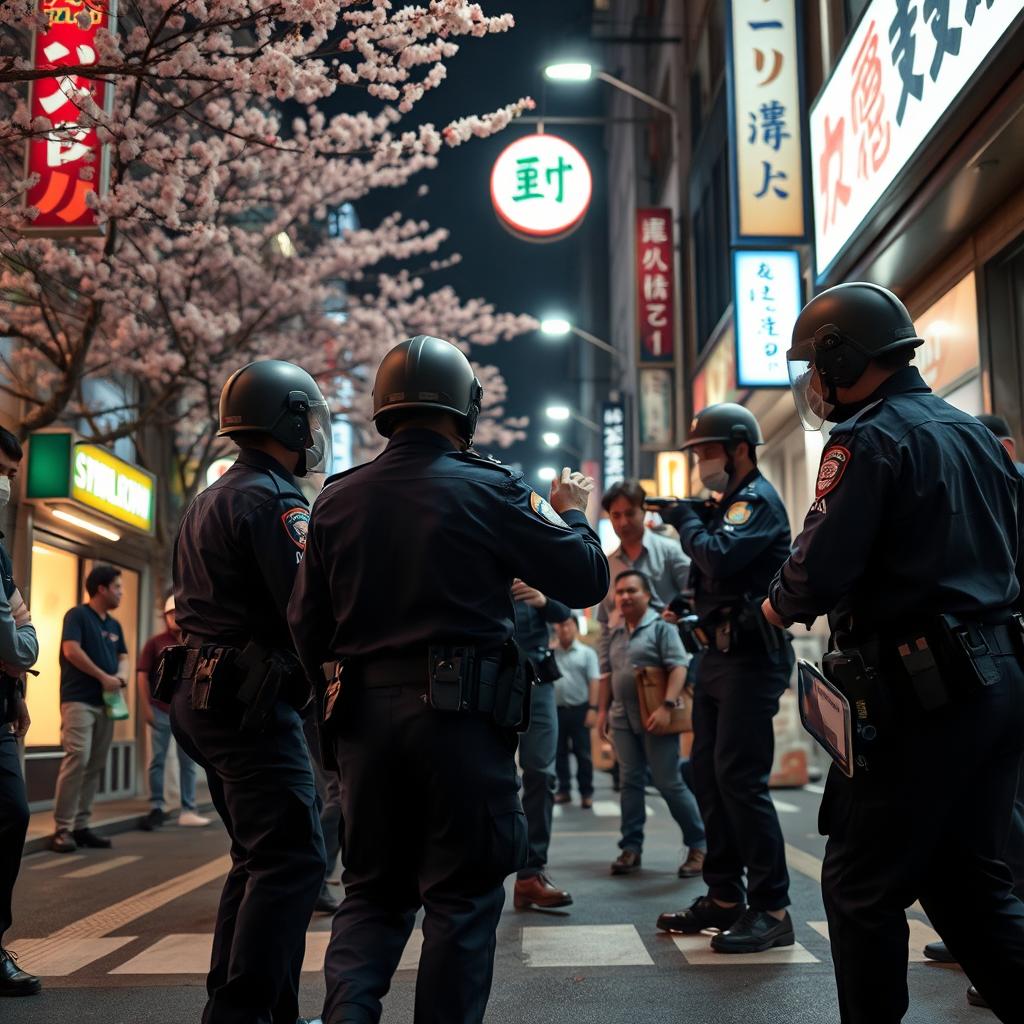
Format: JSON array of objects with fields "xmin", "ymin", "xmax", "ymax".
[
  {"xmin": 977, "ymin": 413, "xmax": 1024, "ymax": 474},
  {"xmin": 172, "ymin": 360, "xmax": 330, "ymax": 1024},
  {"xmin": 288, "ymin": 335, "xmax": 609, "ymax": 1024},
  {"xmin": 50, "ymin": 565, "xmax": 128, "ymax": 854},
  {"xmin": 552, "ymin": 615, "xmax": 599, "ymax": 809},
  {"xmin": 0, "ymin": 425, "xmax": 42, "ymax": 997},
  {"xmin": 764, "ymin": 283, "xmax": 1024, "ymax": 1023},
  {"xmin": 655, "ymin": 404, "xmax": 795, "ymax": 954},
  {"xmin": 511, "ymin": 579, "xmax": 575, "ymax": 911},
  {"xmin": 597, "ymin": 569, "xmax": 706, "ymax": 878},
  {"xmin": 137, "ymin": 596, "xmax": 210, "ymax": 832}
]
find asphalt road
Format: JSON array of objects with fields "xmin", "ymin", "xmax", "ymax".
[{"xmin": 5, "ymin": 775, "xmax": 988, "ymax": 1024}]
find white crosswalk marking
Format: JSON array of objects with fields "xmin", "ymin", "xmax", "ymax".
[
  {"xmin": 63, "ymin": 855, "xmax": 141, "ymax": 879},
  {"xmin": 398, "ymin": 929, "xmax": 423, "ymax": 971},
  {"xmin": 28, "ymin": 854, "xmax": 85, "ymax": 871},
  {"xmin": 671, "ymin": 934, "xmax": 820, "ymax": 965},
  {"xmin": 807, "ymin": 919, "xmax": 941, "ymax": 962},
  {"xmin": 771, "ymin": 798, "xmax": 800, "ymax": 813},
  {"xmin": 553, "ymin": 799, "xmax": 653, "ymax": 819},
  {"xmin": 804, "ymin": 783, "xmax": 826, "ymax": 795},
  {"xmin": 112, "ymin": 932, "xmax": 335, "ymax": 974},
  {"xmin": 8, "ymin": 936, "xmax": 136, "ymax": 976},
  {"xmin": 521, "ymin": 924, "xmax": 654, "ymax": 967}
]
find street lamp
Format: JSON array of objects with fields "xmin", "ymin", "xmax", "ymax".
[
  {"xmin": 545, "ymin": 404, "xmax": 571, "ymax": 422},
  {"xmin": 544, "ymin": 62, "xmax": 594, "ymax": 82},
  {"xmin": 543, "ymin": 61, "xmax": 678, "ymax": 124},
  {"xmin": 541, "ymin": 431, "xmax": 561, "ymax": 448},
  {"xmin": 539, "ymin": 316, "xmax": 621, "ymax": 360}
]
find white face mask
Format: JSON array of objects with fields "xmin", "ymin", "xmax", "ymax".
[
  {"xmin": 698, "ymin": 457, "xmax": 731, "ymax": 494},
  {"xmin": 0, "ymin": 476, "xmax": 10, "ymax": 508}
]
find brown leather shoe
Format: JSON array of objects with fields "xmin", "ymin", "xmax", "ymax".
[
  {"xmin": 513, "ymin": 873, "xmax": 573, "ymax": 910},
  {"xmin": 553, "ymin": 792, "xmax": 571, "ymax": 805},
  {"xmin": 580, "ymin": 795, "xmax": 593, "ymax": 809},
  {"xmin": 611, "ymin": 850, "xmax": 642, "ymax": 875},
  {"xmin": 678, "ymin": 848, "xmax": 706, "ymax": 878}
]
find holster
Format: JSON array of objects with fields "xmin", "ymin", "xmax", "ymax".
[
  {"xmin": 491, "ymin": 640, "xmax": 534, "ymax": 732},
  {"xmin": 152, "ymin": 644, "xmax": 188, "ymax": 704},
  {"xmin": 235, "ymin": 642, "xmax": 309, "ymax": 733},
  {"xmin": 190, "ymin": 645, "xmax": 238, "ymax": 711},
  {"xmin": 821, "ymin": 647, "xmax": 891, "ymax": 773}
]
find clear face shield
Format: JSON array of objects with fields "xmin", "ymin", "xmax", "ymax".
[
  {"xmin": 303, "ymin": 401, "xmax": 333, "ymax": 476},
  {"xmin": 788, "ymin": 359, "xmax": 834, "ymax": 432}
]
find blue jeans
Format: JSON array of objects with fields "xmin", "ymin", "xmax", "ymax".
[
  {"xmin": 149, "ymin": 705, "xmax": 198, "ymax": 811},
  {"xmin": 612, "ymin": 724, "xmax": 706, "ymax": 854}
]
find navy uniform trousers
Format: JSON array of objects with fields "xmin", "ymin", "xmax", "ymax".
[
  {"xmin": 323, "ymin": 682, "xmax": 527, "ymax": 1024},
  {"xmin": 171, "ymin": 688, "xmax": 326, "ymax": 1024},
  {"xmin": 691, "ymin": 649, "xmax": 791, "ymax": 911},
  {"xmin": 820, "ymin": 656, "xmax": 1024, "ymax": 1024},
  {"xmin": 0, "ymin": 728, "xmax": 29, "ymax": 946}
]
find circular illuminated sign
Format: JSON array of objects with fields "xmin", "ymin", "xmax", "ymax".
[{"xmin": 490, "ymin": 133, "xmax": 592, "ymax": 242}]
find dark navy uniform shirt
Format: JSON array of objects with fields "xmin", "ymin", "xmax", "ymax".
[
  {"xmin": 769, "ymin": 367, "xmax": 1024, "ymax": 633},
  {"xmin": 669, "ymin": 470, "xmax": 793, "ymax": 621},
  {"xmin": 174, "ymin": 448, "xmax": 310, "ymax": 651},
  {"xmin": 288, "ymin": 429, "xmax": 609, "ymax": 679}
]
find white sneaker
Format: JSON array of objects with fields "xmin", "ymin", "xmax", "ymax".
[{"xmin": 178, "ymin": 810, "xmax": 212, "ymax": 827}]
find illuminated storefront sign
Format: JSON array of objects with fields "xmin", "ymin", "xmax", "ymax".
[
  {"xmin": 692, "ymin": 327, "xmax": 740, "ymax": 415},
  {"xmin": 733, "ymin": 249, "xmax": 802, "ymax": 388},
  {"xmin": 639, "ymin": 368, "xmax": 674, "ymax": 448},
  {"xmin": 656, "ymin": 451, "xmax": 689, "ymax": 500},
  {"xmin": 27, "ymin": 431, "xmax": 156, "ymax": 534},
  {"xmin": 24, "ymin": 0, "xmax": 117, "ymax": 236},
  {"xmin": 915, "ymin": 271, "xmax": 979, "ymax": 395},
  {"xmin": 490, "ymin": 133, "xmax": 592, "ymax": 241},
  {"xmin": 602, "ymin": 401, "xmax": 627, "ymax": 488},
  {"xmin": 726, "ymin": 0, "xmax": 806, "ymax": 241},
  {"xmin": 810, "ymin": 0, "xmax": 1024, "ymax": 276},
  {"xmin": 636, "ymin": 208, "xmax": 676, "ymax": 362}
]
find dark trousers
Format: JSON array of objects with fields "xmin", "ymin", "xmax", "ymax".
[
  {"xmin": 555, "ymin": 703, "xmax": 593, "ymax": 797},
  {"xmin": 691, "ymin": 651, "xmax": 791, "ymax": 911},
  {"xmin": 516, "ymin": 680, "xmax": 557, "ymax": 879},
  {"xmin": 820, "ymin": 658, "xmax": 1024, "ymax": 1024},
  {"xmin": 1009, "ymin": 761, "xmax": 1024, "ymax": 901},
  {"xmin": 304, "ymin": 715, "xmax": 343, "ymax": 880},
  {"xmin": 171, "ymin": 689, "xmax": 326, "ymax": 1024},
  {"xmin": 0, "ymin": 729, "xmax": 29, "ymax": 945},
  {"xmin": 323, "ymin": 683, "xmax": 526, "ymax": 1024}
]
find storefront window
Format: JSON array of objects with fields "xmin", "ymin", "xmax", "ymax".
[{"xmin": 915, "ymin": 272, "xmax": 981, "ymax": 411}]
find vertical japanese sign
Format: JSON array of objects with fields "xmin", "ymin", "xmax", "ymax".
[
  {"xmin": 602, "ymin": 401, "xmax": 627, "ymax": 489},
  {"xmin": 727, "ymin": 0, "xmax": 806, "ymax": 241},
  {"xmin": 639, "ymin": 368, "xmax": 674, "ymax": 447},
  {"xmin": 733, "ymin": 250, "xmax": 802, "ymax": 388},
  {"xmin": 810, "ymin": 0, "xmax": 1024, "ymax": 277},
  {"xmin": 636, "ymin": 208, "xmax": 675, "ymax": 362},
  {"xmin": 24, "ymin": 0, "xmax": 116, "ymax": 236}
]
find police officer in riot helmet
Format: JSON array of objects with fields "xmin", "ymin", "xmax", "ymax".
[
  {"xmin": 171, "ymin": 359, "xmax": 331, "ymax": 1024},
  {"xmin": 653, "ymin": 402, "xmax": 796, "ymax": 953},
  {"xmin": 288, "ymin": 335, "xmax": 609, "ymax": 1024},
  {"xmin": 765, "ymin": 282, "xmax": 1024, "ymax": 1023}
]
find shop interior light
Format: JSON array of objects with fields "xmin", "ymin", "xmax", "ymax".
[
  {"xmin": 541, "ymin": 431, "xmax": 561, "ymax": 448},
  {"xmin": 540, "ymin": 317, "xmax": 572, "ymax": 337},
  {"xmin": 544, "ymin": 62, "xmax": 594, "ymax": 82},
  {"xmin": 545, "ymin": 404, "xmax": 571, "ymax": 421},
  {"xmin": 50, "ymin": 507, "xmax": 121, "ymax": 542},
  {"xmin": 537, "ymin": 467, "xmax": 558, "ymax": 482}
]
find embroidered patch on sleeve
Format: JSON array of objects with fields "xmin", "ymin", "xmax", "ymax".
[
  {"xmin": 816, "ymin": 446, "xmax": 851, "ymax": 498},
  {"xmin": 530, "ymin": 491, "xmax": 569, "ymax": 529},
  {"xmin": 724, "ymin": 501, "xmax": 752, "ymax": 526},
  {"xmin": 281, "ymin": 507, "xmax": 310, "ymax": 549}
]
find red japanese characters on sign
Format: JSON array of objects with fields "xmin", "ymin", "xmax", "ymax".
[
  {"xmin": 24, "ymin": 0, "xmax": 116, "ymax": 236},
  {"xmin": 635, "ymin": 208, "xmax": 675, "ymax": 363}
]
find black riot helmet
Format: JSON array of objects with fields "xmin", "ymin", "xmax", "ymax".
[
  {"xmin": 217, "ymin": 360, "xmax": 332, "ymax": 476},
  {"xmin": 787, "ymin": 282, "xmax": 923, "ymax": 429},
  {"xmin": 372, "ymin": 335, "xmax": 483, "ymax": 444},
  {"xmin": 680, "ymin": 403, "xmax": 765, "ymax": 452}
]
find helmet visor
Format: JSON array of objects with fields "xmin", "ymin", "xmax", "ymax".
[
  {"xmin": 788, "ymin": 360, "xmax": 833, "ymax": 432},
  {"xmin": 304, "ymin": 401, "xmax": 333, "ymax": 476}
]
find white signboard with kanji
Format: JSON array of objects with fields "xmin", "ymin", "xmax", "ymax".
[
  {"xmin": 810, "ymin": 0, "xmax": 1024, "ymax": 276},
  {"xmin": 733, "ymin": 249, "xmax": 801, "ymax": 388},
  {"xmin": 490, "ymin": 133, "xmax": 592, "ymax": 242}
]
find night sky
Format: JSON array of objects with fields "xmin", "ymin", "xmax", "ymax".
[{"xmin": 354, "ymin": 1, "xmax": 609, "ymax": 477}]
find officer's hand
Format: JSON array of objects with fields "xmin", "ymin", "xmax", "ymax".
[
  {"xmin": 12, "ymin": 696, "xmax": 30, "ymax": 739},
  {"xmin": 10, "ymin": 590, "xmax": 30, "ymax": 627},
  {"xmin": 549, "ymin": 467, "xmax": 595, "ymax": 515},
  {"xmin": 761, "ymin": 598, "xmax": 788, "ymax": 629},
  {"xmin": 511, "ymin": 580, "xmax": 547, "ymax": 608}
]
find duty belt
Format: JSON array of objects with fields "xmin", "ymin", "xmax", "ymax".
[{"xmin": 352, "ymin": 651, "xmax": 500, "ymax": 709}]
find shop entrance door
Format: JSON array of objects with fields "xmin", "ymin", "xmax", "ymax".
[{"xmin": 983, "ymin": 239, "xmax": 1024, "ymax": 439}]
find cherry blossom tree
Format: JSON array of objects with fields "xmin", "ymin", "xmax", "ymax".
[{"xmin": 0, "ymin": 0, "xmax": 536, "ymax": 543}]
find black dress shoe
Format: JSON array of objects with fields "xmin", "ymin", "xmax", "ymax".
[
  {"xmin": 923, "ymin": 940, "xmax": 957, "ymax": 963},
  {"xmin": 0, "ymin": 948, "xmax": 41, "ymax": 996},
  {"xmin": 49, "ymin": 830, "xmax": 77, "ymax": 854},
  {"xmin": 710, "ymin": 908, "xmax": 794, "ymax": 953},
  {"xmin": 138, "ymin": 808, "xmax": 166, "ymax": 832},
  {"xmin": 657, "ymin": 895, "xmax": 746, "ymax": 934},
  {"xmin": 966, "ymin": 986, "xmax": 989, "ymax": 1009},
  {"xmin": 72, "ymin": 828, "xmax": 112, "ymax": 849}
]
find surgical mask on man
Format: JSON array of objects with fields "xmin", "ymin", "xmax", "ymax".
[
  {"xmin": 0, "ymin": 477, "xmax": 11, "ymax": 509},
  {"xmin": 698, "ymin": 457, "xmax": 731, "ymax": 494}
]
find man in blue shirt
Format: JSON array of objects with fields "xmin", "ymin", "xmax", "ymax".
[{"xmin": 50, "ymin": 565, "xmax": 128, "ymax": 853}]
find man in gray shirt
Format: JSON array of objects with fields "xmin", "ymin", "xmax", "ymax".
[{"xmin": 552, "ymin": 617, "xmax": 600, "ymax": 808}]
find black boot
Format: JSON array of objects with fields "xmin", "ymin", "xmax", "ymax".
[
  {"xmin": 710, "ymin": 908, "xmax": 795, "ymax": 953},
  {"xmin": 0, "ymin": 949, "xmax": 41, "ymax": 997},
  {"xmin": 656, "ymin": 895, "xmax": 746, "ymax": 934}
]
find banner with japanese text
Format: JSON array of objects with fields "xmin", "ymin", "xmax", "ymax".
[
  {"xmin": 24, "ymin": 0, "xmax": 116, "ymax": 236},
  {"xmin": 810, "ymin": 0, "xmax": 1024, "ymax": 276},
  {"xmin": 727, "ymin": 0, "xmax": 806, "ymax": 241},
  {"xmin": 635, "ymin": 208, "xmax": 675, "ymax": 363},
  {"xmin": 602, "ymin": 401, "xmax": 628, "ymax": 489},
  {"xmin": 733, "ymin": 250, "xmax": 802, "ymax": 388}
]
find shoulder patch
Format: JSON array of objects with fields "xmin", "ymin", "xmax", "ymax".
[
  {"xmin": 724, "ymin": 501, "xmax": 752, "ymax": 526},
  {"xmin": 281, "ymin": 507, "xmax": 310, "ymax": 549},
  {"xmin": 816, "ymin": 446, "xmax": 851, "ymax": 498},
  {"xmin": 530, "ymin": 491, "xmax": 569, "ymax": 529}
]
